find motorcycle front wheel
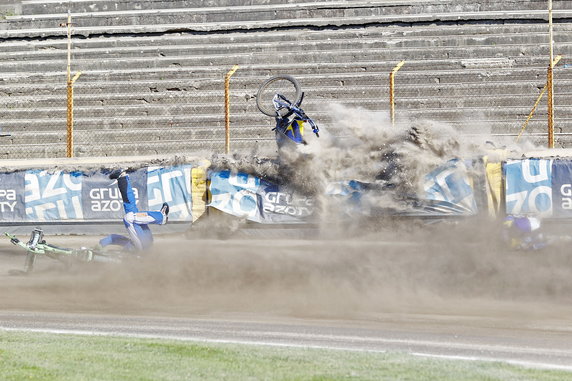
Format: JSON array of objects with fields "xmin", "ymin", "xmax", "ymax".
[{"xmin": 256, "ymin": 75, "xmax": 303, "ymax": 117}]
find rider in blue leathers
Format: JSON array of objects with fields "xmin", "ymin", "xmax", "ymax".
[
  {"xmin": 271, "ymin": 93, "xmax": 319, "ymax": 148},
  {"xmin": 502, "ymin": 215, "xmax": 547, "ymax": 251},
  {"xmin": 98, "ymin": 170, "xmax": 169, "ymax": 251}
]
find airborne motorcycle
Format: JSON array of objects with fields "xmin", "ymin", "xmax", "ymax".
[{"xmin": 256, "ymin": 75, "xmax": 320, "ymax": 148}]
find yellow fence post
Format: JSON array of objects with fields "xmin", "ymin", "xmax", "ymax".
[
  {"xmin": 224, "ymin": 65, "xmax": 239, "ymax": 154},
  {"xmin": 547, "ymin": 0, "xmax": 555, "ymax": 148},
  {"xmin": 389, "ymin": 60, "xmax": 405, "ymax": 127},
  {"xmin": 67, "ymin": 71, "xmax": 82, "ymax": 158},
  {"xmin": 61, "ymin": 10, "xmax": 81, "ymax": 158},
  {"xmin": 547, "ymin": 65, "xmax": 554, "ymax": 148}
]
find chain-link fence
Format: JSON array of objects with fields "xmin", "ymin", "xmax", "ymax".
[
  {"xmin": 2, "ymin": 62, "xmax": 571, "ymax": 160},
  {"xmin": 0, "ymin": 71, "xmax": 231, "ymax": 159}
]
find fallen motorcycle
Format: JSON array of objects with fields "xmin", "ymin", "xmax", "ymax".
[{"xmin": 5, "ymin": 228, "xmax": 131, "ymax": 275}]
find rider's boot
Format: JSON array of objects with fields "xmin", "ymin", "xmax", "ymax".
[
  {"xmin": 27, "ymin": 227, "xmax": 44, "ymax": 249},
  {"xmin": 109, "ymin": 169, "xmax": 126, "ymax": 180}
]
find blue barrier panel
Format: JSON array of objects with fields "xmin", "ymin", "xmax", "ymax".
[
  {"xmin": 209, "ymin": 161, "xmax": 480, "ymax": 223},
  {"xmin": 0, "ymin": 165, "xmax": 193, "ymax": 223},
  {"xmin": 25, "ymin": 170, "xmax": 83, "ymax": 221},
  {"xmin": 423, "ymin": 158, "xmax": 478, "ymax": 215},
  {"xmin": 147, "ymin": 165, "xmax": 193, "ymax": 222},
  {"xmin": 82, "ymin": 168, "xmax": 148, "ymax": 220},
  {"xmin": 0, "ymin": 171, "xmax": 26, "ymax": 221},
  {"xmin": 209, "ymin": 170, "xmax": 315, "ymax": 223},
  {"xmin": 504, "ymin": 159, "xmax": 553, "ymax": 216},
  {"xmin": 551, "ymin": 159, "xmax": 572, "ymax": 218}
]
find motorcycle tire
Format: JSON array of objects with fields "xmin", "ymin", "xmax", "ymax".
[{"xmin": 256, "ymin": 75, "xmax": 303, "ymax": 117}]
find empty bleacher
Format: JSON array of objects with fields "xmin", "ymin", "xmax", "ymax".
[{"xmin": 0, "ymin": 0, "xmax": 571, "ymax": 158}]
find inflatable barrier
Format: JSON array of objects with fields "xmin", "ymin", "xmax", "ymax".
[{"xmin": 1, "ymin": 156, "xmax": 570, "ymax": 226}]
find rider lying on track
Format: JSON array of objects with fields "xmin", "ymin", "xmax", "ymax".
[
  {"xmin": 98, "ymin": 170, "xmax": 169, "ymax": 252},
  {"xmin": 502, "ymin": 215, "xmax": 547, "ymax": 251}
]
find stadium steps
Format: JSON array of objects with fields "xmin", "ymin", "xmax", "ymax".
[
  {"xmin": 3, "ymin": 101, "xmax": 572, "ymax": 132},
  {"xmin": 3, "ymin": 116, "xmax": 572, "ymax": 158},
  {"xmin": 4, "ymin": 32, "xmax": 571, "ymax": 60},
  {"xmin": 2, "ymin": 81, "xmax": 572, "ymax": 114},
  {"xmin": 19, "ymin": 0, "xmax": 567, "ymax": 16},
  {"xmin": 4, "ymin": 79, "xmax": 571, "ymax": 108},
  {"xmin": 1, "ymin": 5, "xmax": 572, "ymax": 38},
  {"xmin": 1, "ymin": 22, "xmax": 571, "ymax": 55},
  {"xmin": 2, "ymin": 67, "xmax": 570, "ymax": 96},
  {"xmin": 1, "ymin": 31, "xmax": 572, "ymax": 64}
]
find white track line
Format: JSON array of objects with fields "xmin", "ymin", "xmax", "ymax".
[{"xmin": 2, "ymin": 326, "xmax": 571, "ymax": 373}]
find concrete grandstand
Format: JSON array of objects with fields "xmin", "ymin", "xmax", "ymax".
[{"xmin": 0, "ymin": 0, "xmax": 571, "ymax": 158}]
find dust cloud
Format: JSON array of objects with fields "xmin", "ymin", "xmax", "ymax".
[
  {"xmin": 2, "ymin": 226, "xmax": 572, "ymax": 321},
  {"xmin": 2, "ymin": 106, "xmax": 571, "ymax": 323}
]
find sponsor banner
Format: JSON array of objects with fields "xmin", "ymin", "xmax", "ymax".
[
  {"xmin": 0, "ymin": 165, "xmax": 197, "ymax": 223},
  {"xmin": 423, "ymin": 159, "xmax": 478, "ymax": 215},
  {"xmin": 210, "ymin": 164, "xmax": 480, "ymax": 222},
  {"xmin": 82, "ymin": 169, "xmax": 148, "ymax": 220},
  {"xmin": 147, "ymin": 165, "xmax": 193, "ymax": 222},
  {"xmin": 208, "ymin": 170, "xmax": 314, "ymax": 223},
  {"xmin": 504, "ymin": 159, "xmax": 553, "ymax": 216},
  {"xmin": 324, "ymin": 180, "xmax": 375, "ymax": 217},
  {"xmin": 0, "ymin": 171, "xmax": 26, "ymax": 221},
  {"xmin": 551, "ymin": 160, "xmax": 572, "ymax": 218},
  {"xmin": 209, "ymin": 170, "xmax": 262, "ymax": 221},
  {"xmin": 259, "ymin": 182, "xmax": 314, "ymax": 223},
  {"xmin": 25, "ymin": 170, "xmax": 83, "ymax": 221}
]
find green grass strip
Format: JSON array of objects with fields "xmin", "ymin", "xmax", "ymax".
[{"xmin": 0, "ymin": 330, "xmax": 570, "ymax": 381}]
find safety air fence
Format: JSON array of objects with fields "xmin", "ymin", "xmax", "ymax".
[{"xmin": 0, "ymin": 157, "xmax": 567, "ymax": 227}]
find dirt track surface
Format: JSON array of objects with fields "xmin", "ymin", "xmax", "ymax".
[{"xmin": 1, "ymin": 227, "xmax": 572, "ymax": 370}]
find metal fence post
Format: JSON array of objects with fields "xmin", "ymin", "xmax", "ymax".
[
  {"xmin": 547, "ymin": 0, "xmax": 555, "ymax": 148},
  {"xmin": 61, "ymin": 11, "xmax": 82, "ymax": 158},
  {"xmin": 224, "ymin": 65, "xmax": 239, "ymax": 154},
  {"xmin": 389, "ymin": 60, "xmax": 405, "ymax": 127},
  {"xmin": 67, "ymin": 72, "xmax": 82, "ymax": 157}
]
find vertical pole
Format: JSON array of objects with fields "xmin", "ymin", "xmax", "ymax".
[
  {"xmin": 389, "ymin": 60, "xmax": 405, "ymax": 127},
  {"xmin": 389, "ymin": 72, "xmax": 395, "ymax": 127},
  {"xmin": 547, "ymin": 0, "xmax": 555, "ymax": 148},
  {"xmin": 65, "ymin": 11, "xmax": 73, "ymax": 157},
  {"xmin": 224, "ymin": 65, "xmax": 239, "ymax": 154},
  {"xmin": 67, "ymin": 82, "xmax": 73, "ymax": 157},
  {"xmin": 66, "ymin": 11, "xmax": 71, "ymax": 84}
]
